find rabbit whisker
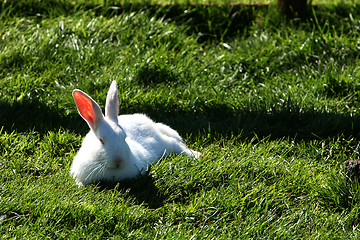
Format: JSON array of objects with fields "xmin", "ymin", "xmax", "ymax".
[{"xmin": 85, "ymin": 162, "xmax": 105, "ymax": 182}]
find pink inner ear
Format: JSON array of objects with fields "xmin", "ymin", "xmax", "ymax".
[{"xmin": 73, "ymin": 91, "xmax": 95, "ymax": 124}]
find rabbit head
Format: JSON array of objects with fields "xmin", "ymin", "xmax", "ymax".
[{"xmin": 72, "ymin": 81, "xmax": 130, "ymax": 175}]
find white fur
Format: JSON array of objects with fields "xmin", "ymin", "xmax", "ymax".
[{"xmin": 70, "ymin": 81, "xmax": 200, "ymax": 186}]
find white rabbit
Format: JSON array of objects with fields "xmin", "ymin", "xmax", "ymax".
[{"xmin": 70, "ymin": 81, "xmax": 201, "ymax": 186}]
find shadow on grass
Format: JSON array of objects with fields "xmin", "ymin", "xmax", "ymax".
[
  {"xmin": 0, "ymin": 1, "xmax": 259, "ymax": 42},
  {"xmin": 95, "ymin": 174, "xmax": 164, "ymax": 209},
  {"xmin": 134, "ymin": 100, "xmax": 360, "ymax": 143},
  {"xmin": 0, "ymin": 99, "xmax": 85, "ymax": 134},
  {"xmin": 3, "ymin": 1, "xmax": 360, "ymax": 42},
  {"xmin": 2, "ymin": 96, "xmax": 360, "ymax": 142},
  {"xmin": 135, "ymin": 63, "xmax": 180, "ymax": 86}
]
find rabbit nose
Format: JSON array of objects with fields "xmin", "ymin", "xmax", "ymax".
[{"xmin": 114, "ymin": 158, "xmax": 122, "ymax": 168}]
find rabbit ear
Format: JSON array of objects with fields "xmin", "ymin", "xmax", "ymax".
[
  {"xmin": 105, "ymin": 81, "xmax": 119, "ymax": 123},
  {"xmin": 73, "ymin": 89, "xmax": 104, "ymax": 132}
]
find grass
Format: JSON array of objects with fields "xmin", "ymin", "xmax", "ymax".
[{"xmin": 2, "ymin": 0, "xmax": 360, "ymax": 238}]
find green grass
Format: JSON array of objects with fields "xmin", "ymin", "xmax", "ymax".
[{"xmin": 2, "ymin": 0, "xmax": 360, "ymax": 238}]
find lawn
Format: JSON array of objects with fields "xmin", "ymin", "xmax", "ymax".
[{"xmin": 2, "ymin": 0, "xmax": 360, "ymax": 238}]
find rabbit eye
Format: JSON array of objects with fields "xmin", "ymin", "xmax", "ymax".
[{"xmin": 99, "ymin": 138, "xmax": 104, "ymax": 144}]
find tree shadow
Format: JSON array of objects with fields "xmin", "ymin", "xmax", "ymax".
[
  {"xmin": 139, "ymin": 100, "xmax": 360, "ymax": 143},
  {"xmin": 3, "ymin": 95, "xmax": 360, "ymax": 143},
  {"xmin": 134, "ymin": 63, "xmax": 180, "ymax": 86},
  {"xmin": 0, "ymin": 98, "xmax": 84, "ymax": 134},
  {"xmin": 3, "ymin": 1, "xmax": 360, "ymax": 43},
  {"xmin": 151, "ymin": 3, "xmax": 259, "ymax": 42},
  {"xmin": 0, "ymin": 1, "xmax": 260, "ymax": 42}
]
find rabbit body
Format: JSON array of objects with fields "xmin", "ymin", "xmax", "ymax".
[{"xmin": 70, "ymin": 81, "xmax": 200, "ymax": 186}]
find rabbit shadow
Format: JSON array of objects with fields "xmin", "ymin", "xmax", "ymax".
[{"xmin": 95, "ymin": 174, "xmax": 164, "ymax": 209}]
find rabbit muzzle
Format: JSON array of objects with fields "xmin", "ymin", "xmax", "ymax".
[{"xmin": 111, "ymin": 157, "xmax": 123, "ymax": 169}]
